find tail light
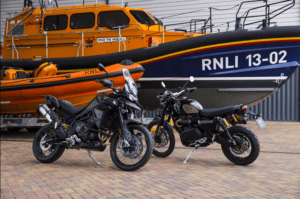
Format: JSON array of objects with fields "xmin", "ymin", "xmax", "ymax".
[{"xmin": 242, "ymin": 105, "xmax": 248, "ymax": 112}]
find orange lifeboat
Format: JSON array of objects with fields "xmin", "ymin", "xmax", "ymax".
[{"xmin": 0, "ymin": 60, "xmax": 144, "ymax": 115}]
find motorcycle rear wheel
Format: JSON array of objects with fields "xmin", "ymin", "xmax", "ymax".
[
  {"xmin": 32, "ymin": 125, "xmax": 65, "ymax": 163},
  {"xmin": 147, "ymin": 118, "xmax": 175, "ymax": 158},
  {"xmin": 221, "ymin": 126, "xmax": 260, "ymax": 165},
  {"xmin": 110, "ymin": 124, "xmax": 153, "ymax": 171}
]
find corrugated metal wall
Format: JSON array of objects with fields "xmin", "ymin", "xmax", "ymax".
[
  {"xmin": 1, "ymin": 0, "xmax": 300, "ymax": 39},
  {"xmin": 1, "ymin": 0, "xmax": 299, "ymax": 121},
  {"xmin": 249, "ymin": 67, "xmax": 300, "ymax": 121}
]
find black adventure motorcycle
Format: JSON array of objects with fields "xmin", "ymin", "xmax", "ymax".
[
  {"xmin": 147, "ymin": 76, "xmax": 264, "ymax": 165},
  {"xmin": 33, "ymin": 64, "xmax": 153, "ymax": 171}
]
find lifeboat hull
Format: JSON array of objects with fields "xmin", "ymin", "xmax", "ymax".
[
  {"xmin": 1, "ymin": 26, "xmax": 300, "ymax": 109},
  {"xmin": 0, "ymin": 62, "xmax": 144, "ymax": 115}
]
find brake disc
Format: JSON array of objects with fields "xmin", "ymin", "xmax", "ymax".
[
  {"xmin": 119, "ymin": 135, "xmax": 143, "ymax": 159},
  {"xmin": 232, "ymin": 137, "xmax": 250, "ymax": 154}
]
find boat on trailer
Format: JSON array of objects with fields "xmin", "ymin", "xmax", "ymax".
[
  {"xmin": 1, "ymin": 0, "xmax": 299, "ymax": 109},
  {"xmin": 0, "ymin": 60, "xmax": 144, "ymax": 115}
]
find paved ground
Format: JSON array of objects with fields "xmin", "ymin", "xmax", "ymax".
[{"xmin": 1, "ymin": 122, "xmax": 300, "ymax": 199}]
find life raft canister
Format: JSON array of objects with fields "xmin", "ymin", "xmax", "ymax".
[
  {"xmin": 33, "ymin": 62, "xmax": 58, "ymax": 77},
  {"xmin": 0, "ymin": 67, "xmax": 29, "ymax": 80}
]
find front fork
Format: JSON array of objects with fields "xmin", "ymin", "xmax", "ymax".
[
  {"xmin": 155, "ymin": 112, "xmax": 171, "ymax": 136},
  {"xmin": 118, "ymin": 108, "xmax": 133, "ymax": 142}
]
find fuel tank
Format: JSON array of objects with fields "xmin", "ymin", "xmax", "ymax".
[{"xmin": 179, "ymin": 98, "xmax": 203, "ymax": 114}]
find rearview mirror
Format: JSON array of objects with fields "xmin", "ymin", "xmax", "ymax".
[
  {"xmin": 190, "ymin": 76, "xmax": 195, "ymax": 82},
  {"xmin": 161, "ymin": 82, "xmax": 166, "ymax": 88},
  {"xmin": 98, "ymin": 63, "xmax": 106, "ymax": 72}
]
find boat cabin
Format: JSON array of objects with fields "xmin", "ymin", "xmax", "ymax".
[{"xmin": 2, "ymin": 3, "xmax": 201, "ymax": 61}]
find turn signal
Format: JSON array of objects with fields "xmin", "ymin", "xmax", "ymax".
[{"xmin": 242, "ymin": 105, "xmax": 248, "ymax": 112}]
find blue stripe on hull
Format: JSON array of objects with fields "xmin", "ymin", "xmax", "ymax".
[
  {"xmin": 209, "ymin": 61, "xmax": 299, "ymax": 76},
  {"xmin": 142, "ymin": 41, "xmax": 300, "ymax": 78}
]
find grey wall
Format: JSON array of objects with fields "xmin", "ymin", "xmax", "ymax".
[
  {"xmin": 111, "ymin": 0, "xmax": 300, "ymax": 32},
  {"xmin": 1, "ymin": 0, "xmax": 300, "ymax": 39}
]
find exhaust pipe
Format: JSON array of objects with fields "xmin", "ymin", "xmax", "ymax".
[
  {"xmin": 39, "ymin": 104, "xmax": 67, "ymax": 140},
  {"xmin": 80, "ymin": 141, "xmax": 106, "ymax": 151},
  {"xmin": 39, "ymin": 104, "xmax": 52, "ymax": 122}
]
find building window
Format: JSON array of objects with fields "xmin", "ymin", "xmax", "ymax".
[
  {"xmin": 44, "ymin": 15, "xmax": 68, "ymax": 31},
  {"xmin": 98, "ymin": 11, "xmax": 130, "ymax": 28},
  {"xmin": 130, "ymin": 10, "xmax": 155, "ymax": 26},
  {"xmin": 70, "ymin": 13, "xmax": 95, "ymax": 29}
]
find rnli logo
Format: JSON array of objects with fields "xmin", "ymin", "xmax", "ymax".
[
  {"xmin": 97, "ymin": 37, "xmax": 126, "ymax": 43},
  {"xmin": 85, "ymin": 69, "xmax": 100, "ymax": 75}
]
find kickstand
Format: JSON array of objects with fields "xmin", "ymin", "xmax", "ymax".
[
  {"xmin": 88, "ymin": 149, "xmax": 101, "ymax": 166},
  {"xmin": 183, "ymin": 145, "xmax": 199, "ymax": 164}
]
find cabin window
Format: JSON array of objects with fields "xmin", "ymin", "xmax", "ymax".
[
  {"xmin": 130, "ymin": 10, "xmax": 156, "ymax": 26},
  {"xmin": 98, "ymin": 11, "xmax": 130, "ymax": 28},
  {"xmin": 44, "ymin": 15, "xmax": 68, "ymax": 31},
  {"xmin": 70, "ymin": 13, "xmax": 95, "ymax": 29}
]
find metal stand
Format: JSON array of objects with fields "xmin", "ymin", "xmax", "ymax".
[
  {"xmin": 88, "ymin": 149, "xmax": 101, "ymax": 166},
  {"xmin": 183, "ymin": 145, "xmax": 199, "ymax": 164}
]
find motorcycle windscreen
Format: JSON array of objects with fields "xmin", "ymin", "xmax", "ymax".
[{"xmin": 122, "ymin": 68, "xmax": 138, "ymax": 97}]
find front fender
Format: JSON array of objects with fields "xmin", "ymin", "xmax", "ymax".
[
  {"xmin": 123, "ymin": 119, "xmax": 142, "ymax": 126},
  {"xmin": 109, "ymin": 119, "xmax": 143, "ymax": 143}
]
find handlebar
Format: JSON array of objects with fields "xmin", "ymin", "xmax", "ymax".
[{"xmin": 158, "ymin": 87, "xmax": 197, "ymax": 99}]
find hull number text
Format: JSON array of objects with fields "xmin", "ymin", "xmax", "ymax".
[{"xmin": 246, "ymin": 50, "xmax": 287, "ymax": 67}]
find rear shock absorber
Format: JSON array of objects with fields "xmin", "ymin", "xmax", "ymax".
[{"xmin": 216, "ymin": 117, "xmax": 236, "ymax": 145}]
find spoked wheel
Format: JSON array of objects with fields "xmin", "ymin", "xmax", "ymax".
[
  {"xmin": 221, "ymin": 126, "xmax": 260, "ymax": 165},
  {"xmin": 32, "ymin": 125, "xmax": 65, "ymax": 163},
  {"xmin": 147, "ymin": 119, "xmax": 175, "ymax": 158},
  {"xmin": 110, "ymin": 124, "xmax": 153, "ymax": 171}
]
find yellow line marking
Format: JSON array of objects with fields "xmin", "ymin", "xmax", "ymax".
[{"xmin": 137, "ymin": 37, "xmax": 300, "ymax": 64}]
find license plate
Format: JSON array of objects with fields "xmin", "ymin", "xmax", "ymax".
[{"xmin": 256, "ymin": 117, "xmax": 266, "ymax": 129}]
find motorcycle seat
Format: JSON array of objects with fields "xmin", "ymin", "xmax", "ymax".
[
  {"xmin": 199, "ymin": 105, "xmax": 240, "ymax": 118},
  {"xmin": 57, "ymin": 99, "xmax": 86, "ymax": 114}
]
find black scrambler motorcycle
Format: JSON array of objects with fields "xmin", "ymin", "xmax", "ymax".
[
  {"xmin": 148, "ymin": 76, "xmax": 264, "ymax": 165},
  {"xmin": 33, "ymin": 64, "xmax": 153, "ymax": 171}
]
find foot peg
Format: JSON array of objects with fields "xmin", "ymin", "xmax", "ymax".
[
  {"xmin": 183, "ymin": 145, "xmax": 199, "ymax": 164},
  {"xmin": 88, "ymin": 149, "xmax": 101, "ymax": 166}
]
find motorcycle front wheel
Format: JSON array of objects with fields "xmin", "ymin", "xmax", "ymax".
[
  {"xmin": 147, "ymin": 118, "xmax": 175, "ymax": 158},
  {"xmin": 221, "ymin": 126, "xmax": 260, "ymax": 165},
  {"xmin": 110, "ymin": 124, "xmax": 153, "ymax": 171},
  {"xmin": 32, "ymin": 125, "xmax": 65, "ymax": 163}
]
